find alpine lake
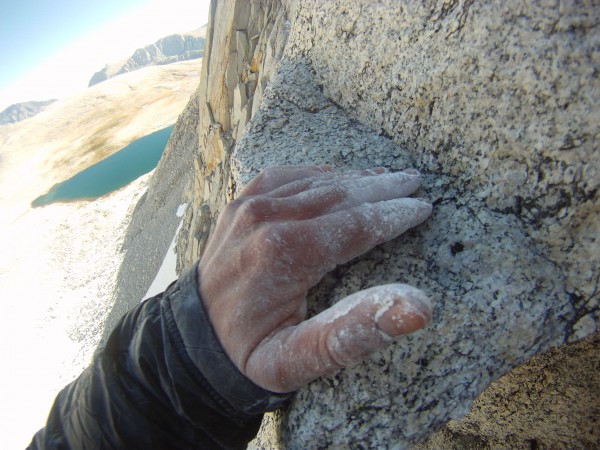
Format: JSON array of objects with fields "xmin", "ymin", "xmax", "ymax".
[{"xmin": 32, "ymin": 125, "xmax": 174, "ymax": 207}]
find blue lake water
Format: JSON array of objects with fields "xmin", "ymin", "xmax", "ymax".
[{"xmin": 32, "ymin": 125, "xmax": 174, "ymax": 207}]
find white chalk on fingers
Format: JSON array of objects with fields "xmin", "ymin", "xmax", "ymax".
[
  {"xmin": 357, "ymin": 197, "xmax": 432, "ymax": 241},
  {"xmin": 309, "ymin": 284, "xmax": 432, "ymax": 368},
  {"xmin": 371, "ymin": 284, "xmax": 433, "ymax": 338},
  {"xmin": 340, "ymin": 171, "xmax": 423, "ymax": 207},
  {"xmin": 313, "ymin": 284, "xmax": 431, "ymax": 328}
]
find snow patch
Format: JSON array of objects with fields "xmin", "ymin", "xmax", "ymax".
[{"xmin": 143, "ymin": 203, "xmax": 188, "ymax": 300}]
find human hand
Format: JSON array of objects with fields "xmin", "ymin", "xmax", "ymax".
[{"xmin": 197, "ymin": 166, "xmax": 433, "ymax": 393}]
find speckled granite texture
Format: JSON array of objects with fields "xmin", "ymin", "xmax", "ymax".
[
  {"xmin": 236, "ymin": 57, "xmax": 582, "ymax": 449},
  {"xmin": 282, "ymin": 0, "xmax": 599, "ymax": 335},
  {"xmin": 174, "ymin": 0, "xmax": 599, "ymax": 448}
]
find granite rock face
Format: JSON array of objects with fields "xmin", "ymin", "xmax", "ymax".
[
  {"xmin": 234, "ymin": 56, "xmax": 583, "ymax": 450},
  {"xmin": 89, "ymin": 28, "xmax": 206, "ymax": 86},
  {"xmin": 173, "ymin": 0, "xmax": 599, "ymax": 448},
  {"xmin": 176, "ymin": 0, "xmax": 290, "ymax": 267},
  {"xmin": 281, "ymin": 0, "xmax": 599, "ymax": 332}
]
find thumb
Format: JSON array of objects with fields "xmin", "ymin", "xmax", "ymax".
[{"xmin": 245, "ymin": 285, "xmax": 432, "ymax": 393}]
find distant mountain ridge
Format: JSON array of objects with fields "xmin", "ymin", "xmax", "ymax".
[
  {"xmin": 0, "ymin": 99, "xmax": 57, "ymax": 125},
  {"xmin": 89, "ymin": 27, "xmax": 206, "ymax": 87}
]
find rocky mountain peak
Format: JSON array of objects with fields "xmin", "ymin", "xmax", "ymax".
[
  {"xmin": 88, "ymin": 26, "xmax": 206, "ymax": 87},
  {"xmin": 0, "ymin": 99, "xmax": 57, "ymax": 125}
]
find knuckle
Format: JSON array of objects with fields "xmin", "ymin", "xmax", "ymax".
[
  {"xmin": 254, "ymin": 166, "xmax": 286, "ymax": 188},
  {"xmin": 334, "ymin": 185, "xmax": 350, "ymax": 204},
  {"xmin": 325, "ymin": 329, "xmax": 356, "ymax": 367},
  {"xmin": 318, "ymin": 184, "xmax": 346, "ymax": 201},
  {"xmin": 231, "ymin": 195, "xmax": 272, "ymax": 224},
  {"xmin": 259, "ymin": 165, "xmax": 285, "ymax": 177},
  {"xmin": 326, "ymin": 326, "xmax": 372, "ymax": 367}
]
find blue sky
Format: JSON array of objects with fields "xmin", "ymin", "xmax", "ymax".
[{"xmin": 0, "ymin": 0, "xmax": 210, "ymax": 110}]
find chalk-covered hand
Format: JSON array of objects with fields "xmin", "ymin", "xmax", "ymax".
[{"xmin": 197, "ymin": 166, "xmax": 433, "ymax": 393}]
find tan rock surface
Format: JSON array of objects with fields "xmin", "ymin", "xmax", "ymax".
[{"xmin": 417, "ymin": 333, "xmax": 600, "ymax": 449}]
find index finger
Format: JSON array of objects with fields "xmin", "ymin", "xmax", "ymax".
[{"xmin": 241, "ymin": 165, "xmax": 334, "ymax": 196}]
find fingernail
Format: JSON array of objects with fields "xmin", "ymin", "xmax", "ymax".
[
  {"xmin": 375, "ymin": 285, "xmax": 432, "ymax": 338},
  {"xmin": 402, "ymin": 168, "xmax": 420, "ymax": 175}
]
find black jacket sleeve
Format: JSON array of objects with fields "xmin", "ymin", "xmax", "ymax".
[{"xmin": 28, "ymin": 264, "xmax": 289, "ymax": 450}]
